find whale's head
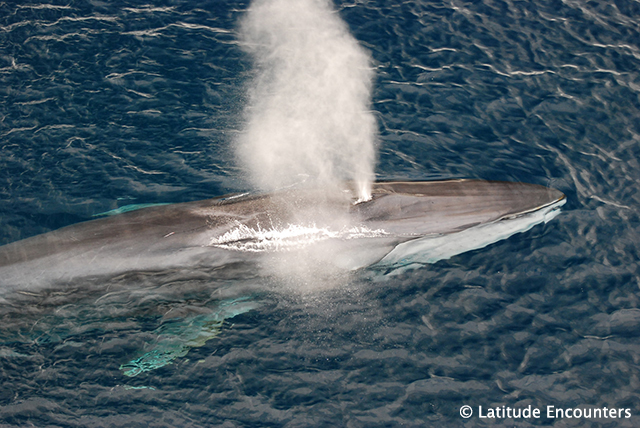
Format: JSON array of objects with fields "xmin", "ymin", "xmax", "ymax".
[{"xmin": 351, "ymin": 180, "xmax": 565, "ymax": 236}]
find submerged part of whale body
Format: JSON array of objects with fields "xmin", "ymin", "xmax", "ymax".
[{"xmin": 0, "ymin": 180, "xmax": 566, "ymax": 293}]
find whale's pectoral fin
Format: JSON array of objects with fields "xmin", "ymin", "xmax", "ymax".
[{"xmin": 120, "ymin": 297, "xmax": 258, "ymax": 377}]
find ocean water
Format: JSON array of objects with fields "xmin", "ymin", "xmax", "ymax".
[{"xmin": 1, "ymin": 0, "xmax": 640, "ymax": 427}]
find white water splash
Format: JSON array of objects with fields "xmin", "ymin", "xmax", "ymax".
[
  {"xmin": 236, "ymin": 0, "xmax": 377, "ymax": 201},
  {"xmin": 209, "ymin": 223, "xmax": 388, "ymax": 252}
]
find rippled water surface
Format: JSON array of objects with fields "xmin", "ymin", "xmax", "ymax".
[{"xmin": 1, "ymin": 0, "xmax": 640, "ymax": 426}]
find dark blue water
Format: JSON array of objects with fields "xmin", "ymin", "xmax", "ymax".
[{"xmin": 1, "ymin": 0, "xmax": 639, "ymax": 426}]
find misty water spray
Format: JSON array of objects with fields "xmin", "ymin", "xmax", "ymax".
[{"xmin": 236, "ymin": 0, "xmax": 377, "ymax": 201}]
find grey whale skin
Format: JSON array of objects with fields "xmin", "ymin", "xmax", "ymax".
[{"xmin": 0, "ymin": 180, "xmax": 565, "ymax": 292}]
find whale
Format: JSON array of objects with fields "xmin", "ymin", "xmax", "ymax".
[
  {"xmin": 0, "ymin": 180, "xmax": 565, "ymax": 294},
  {"xmin": 0, "ymin": 179, "xmax": 565, "ymax": 376}
]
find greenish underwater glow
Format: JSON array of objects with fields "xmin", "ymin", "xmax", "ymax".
[{"xmin": 120, "ymin": 297, "xmax": 258, "ymax": 377}]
